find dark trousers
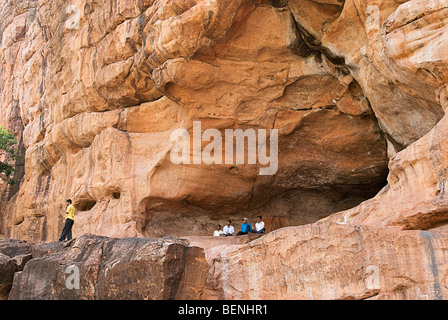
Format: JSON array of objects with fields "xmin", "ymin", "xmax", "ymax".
[{"xmin": 59, "ymin": 218, "xmax": 74, "ymax": 241}]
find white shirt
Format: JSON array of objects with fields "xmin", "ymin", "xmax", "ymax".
[
  {"xmin": 255, "ymin": 221, "xmax": 265, "ymax": 232},
  {"xmin": 223, "ymin": 225, "xmax": 234, "ymax": 235},
  {"xmin": 214, "ymin": 230, "xmax": 223, "ymax": 236}
]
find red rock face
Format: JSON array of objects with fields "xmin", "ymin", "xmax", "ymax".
[
  {"xmin": 0, "ymin": 0, "xmax": 448, "ymax": 300},
  {"xmin": 0, "ymin": 0, "xmax": 395, "ymax": 241},
  {"xmin": 2, "ymin": 235, "xmax": 208, "ymax": 300}
]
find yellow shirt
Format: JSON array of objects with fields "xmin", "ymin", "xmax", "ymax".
[{"xmin": 66, "ymin": 204, "xmax": 75, "ymax": 220}]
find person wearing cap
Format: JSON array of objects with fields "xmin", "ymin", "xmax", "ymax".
[{"xmin": 236, "ymin": 217, "xmax": 252, "ymax": 236}]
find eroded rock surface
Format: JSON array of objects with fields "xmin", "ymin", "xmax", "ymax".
[
  {"xmin": 0, "ymin": 238, "xmax": 33, "ymax": 299},
  {"xmin": 0, "ymin": 0, "xmax": 395, "ymax": 241},
  {"xmin": 205, "ymin": 223, "xmax": 448, "ymax": 300},
  {"xmin": 7, "ymin": 234, "xmax": 208, "ymax": 300},
  {"xmin": 0, "ymin": 0, "xmax": 448, "ymax": 301}
]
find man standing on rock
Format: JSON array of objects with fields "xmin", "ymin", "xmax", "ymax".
[{"xmin": 59, "ymin": 199, "xmax": 75, "ymax": 242}]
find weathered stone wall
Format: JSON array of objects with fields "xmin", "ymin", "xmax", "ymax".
[
  {"xmin": 1, "ymin": 0, "xmax": 423, "ymax": 241},
  {"xmin": 1, "ymin": 0, "xmax": 448, "ymax": 301}
]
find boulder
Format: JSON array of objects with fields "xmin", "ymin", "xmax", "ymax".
[
  {"xmin": 0, "ymin": 253, "xmax": 16, "ymax": 300},
  {"xmin": 0, "ymin": 238, "xmax": 33, "ymax": 299},
  {"xmin": 205, "ymin": 222, "xmax": 448, "ymax": 300},
  {"xmin": 8, "ymin": 234, "xmax": 208, "ymax": 300}
]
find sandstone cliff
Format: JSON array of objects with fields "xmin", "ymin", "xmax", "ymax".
[
  {"xmin": 0, "ymin": 0, "xmax": 394, "ymax": 240},
  {"xmin": 0, "ymin": 0, "xmax": 448, "ymax": 300}
]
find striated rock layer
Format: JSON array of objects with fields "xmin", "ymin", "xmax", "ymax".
[
  {"xmin": 2, "ymin": 234, "xmax": 208, "ymax": 300},
  {"xmin": 204, "ymin": 223, "xmax": 448, "ymax": 300},
  {"xmin": 0, "ymin": 0, "xmax": 448, "ymax": 301}
]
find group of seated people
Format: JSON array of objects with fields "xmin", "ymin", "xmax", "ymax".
[{"xmin": 213, "ymin": 216, "xmax": 266, "ymax": 236}]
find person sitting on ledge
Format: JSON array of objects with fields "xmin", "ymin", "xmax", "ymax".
[
  {"xmin": 223, "ymin": 220, "xmax": 234, "ymax": 236},
  {"xmin": 236, "ymin": 218, "xmax": 252, "ymax": 235},
  {"xmin": 213, "ymin": 224, "xmax": 224, "ymax": 236},
  {"xmin": 252, "ymin": 215, "xmax": 265, "ymax": 234}
]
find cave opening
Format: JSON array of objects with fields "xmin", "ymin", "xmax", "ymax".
[
  {"xmin": 76, "ymin": 199, "xmax": 97, "ymax": 212},
  {"xmin": 112, "ymin": 192, "xmax": 121, "ymax": 199},
  {"xmin": 134, "ymin": 0, "xmax": 393, "ymax": 238}
]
